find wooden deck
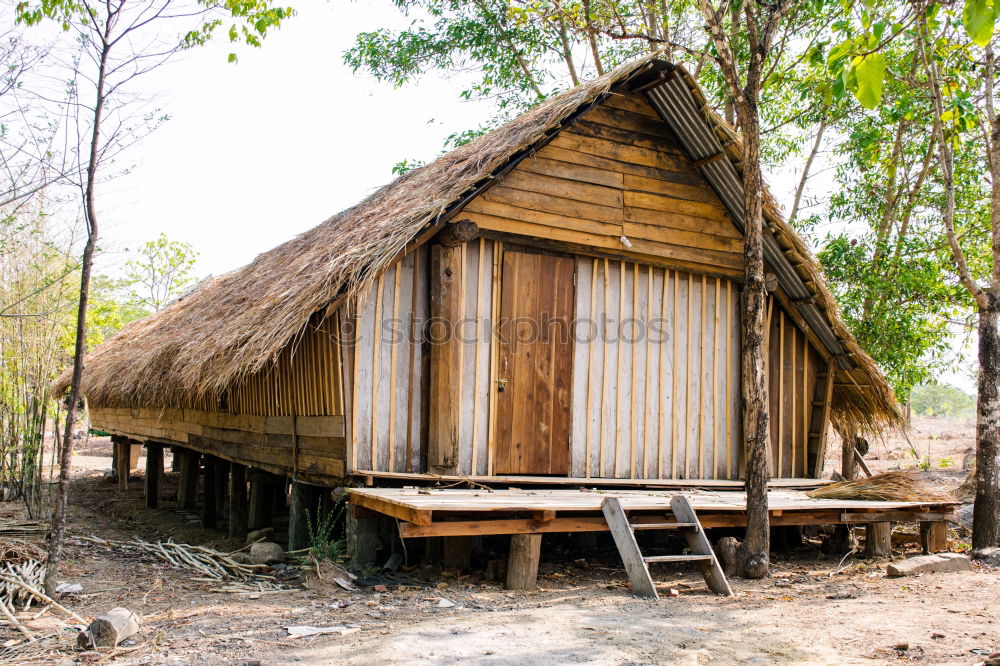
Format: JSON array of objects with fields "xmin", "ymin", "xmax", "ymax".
[{"xmin": 347, "ymin": 487, "xmax": 960, "ymax": 538}]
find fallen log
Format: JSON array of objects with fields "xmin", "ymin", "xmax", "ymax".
[{"xmin": 77, "ymin": 607, "xmax": 141, "ymax": 648}]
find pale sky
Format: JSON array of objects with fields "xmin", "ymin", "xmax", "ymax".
[
  {"xmin": 17, "ymin": 0, "xmax": 973, "ymax": 392},
  {"xmin": 96, "ymin": 1, "xmax": 497, "ymax": 278}
]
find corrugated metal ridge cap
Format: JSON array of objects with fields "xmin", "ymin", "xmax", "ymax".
[{"xmin": 639, "ymin": 62, "xmax": 855, "ymax": 370}]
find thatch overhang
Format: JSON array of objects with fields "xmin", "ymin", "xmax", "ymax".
[{"xmin": 56, "ymin": 55, "xmax": 902, "ymax": 434}]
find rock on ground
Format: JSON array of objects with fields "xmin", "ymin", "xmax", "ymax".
[
  {"xmin": 249, "ymin": 541, "xmax": 285, "ymax": 565},
  {"xmin": 886, "ymin": 553, "xmax": 972, "ymax": 577},
  {"xmin": 246, "ymin": 527, "xmax": 275, "ymax": 546},
  {"xmin": 972, "ymin": 547, "xmax": 1000, "ymax": 567}
]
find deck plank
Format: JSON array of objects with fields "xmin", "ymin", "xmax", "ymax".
[{"xmin": 348, "ymin": 487, "xmax": 958, "ymax": 515}]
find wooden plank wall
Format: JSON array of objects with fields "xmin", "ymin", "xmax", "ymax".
[
  {"xmin": 462, "ymin": 92, "xmax": 744, "ymax": 279},
  {"xmin": 767, "ymin": 306, "xmax": 823, "ymax": 478},
  {"xmin": 570, "ymin": 259, "xmax": 741, "ymax": 479},
  {"xmin": 90, "ymin": 407, "xmax": 346, "ymax": 481},
  {"xmin": 226, "ymin": 316, "xmax": 344, "ymax": 417}
]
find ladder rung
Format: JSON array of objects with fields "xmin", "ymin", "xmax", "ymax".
[
  {"xmin": 630, "ymin": 522, "xmax": 697, "ymax": 530},
  {"xmin": 642, "ymin": 554, "xmax": 714, "ymax": 563}
]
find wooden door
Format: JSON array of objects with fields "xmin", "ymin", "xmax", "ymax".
[{"xmin": 494, "ymin": 248, "xmax": 575, "ymax": 475}]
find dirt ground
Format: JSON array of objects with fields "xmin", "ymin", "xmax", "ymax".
[{"xmin": 0, "ymin": 416, "xmax": 997, "ymax": 665}]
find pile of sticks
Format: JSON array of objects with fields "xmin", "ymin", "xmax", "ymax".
[
  {"xmin": 79, "ymin": 536, "xmax": 280, "ymax": 587},
  {"xmin": 0, "ymin": 570, "xmax": 87, "ymax": 643},
  {"xmin": 1, "ymin": 558, "xmax": 45, "ymax": 612},
  {"xmin": 0, "ymin": 522, "xmax": 47, "ymax": 539}
]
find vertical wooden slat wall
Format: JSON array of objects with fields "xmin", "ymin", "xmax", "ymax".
[
  {"xmin": 224, "ymin": 315, "xmax": 343, "ymax": 418},
  {"xmin": 343, "ymin": 243, "xmax": 493, "ymax": 476},
  {"xmin": 767, "ymin": 304, "xmax": 821, "ymax": 478},
  {"xmin": 570, "ymin": 259, "xmax": 741, "ymax": 480},
  {"xmin": 344, "ymin": 246, "xmax": 431, "ymax": 474}
]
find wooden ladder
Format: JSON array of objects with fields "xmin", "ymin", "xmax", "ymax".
[{"xmin": 601, "ymin": 495, "xmax": 733, "ymax": 598}]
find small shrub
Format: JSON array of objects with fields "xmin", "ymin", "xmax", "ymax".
[{"xmin": 305, "ymin": 495, "xmax": 347, "ymax": 563}]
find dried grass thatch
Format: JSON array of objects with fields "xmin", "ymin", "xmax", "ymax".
[
  {"xmin": 56, "ymin": 55, "xmax": 901, "ymax": 433},
  {"xmin": 807, "ymin": 470, "xmax": 955, "ymax": 503},
  {"xmin": 54, "ymin": 57, "xmax": 657, "ymax": 408}
]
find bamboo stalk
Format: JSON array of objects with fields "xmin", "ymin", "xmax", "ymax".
[
  {"xmin": 630, "ymin": 263, "xmax": 639, "ymax": 479},
  {"xmin": 644, "ymin": 266, "xmax": 654, "ymax": 479},
  {"xmin": 615, "ymin": 260, "xmax": 625, "ymax": 478},
  {"xmin": 802, "ymin": 338, "xmax": 809, "ymax": 478},
  {"xmin": 600, "ymin": 258, "xmax": 611, "ymax": 477},
  {"xmin": 778, "ymin": 310, "xmax": 785, "ymax": 478},
  {"xmin": 486, "ymin": 242, "xmax": 503, "ymax": 476},
  {"xmin": 387, "ymin": 265, "xmax": 401, "ymax": 472},
  {"xmin": 457, "ymin": 242, "xmax": 467, "ymax": 470},
  {"xmin": 658, "ymin": 267, "xmax": 669, "ymax": 479},
  {"xmin": 370, "ymin": 274, "xmax": 384, "ymax": 470},
  {"xmin": 585, "ymin": 257, "xmax": 598, "ymax": 478},
  {"xmin": 685, "ymin": 272, "xmax": 692, "ymax": 478},
  {"xmin": 671, "ymin": 269, "xmax": 679, "ymax": 478},
  {"xmin": 698, "ymin": 274, "xmax": 706, "ymax": 478},
  {"xmin": 725, "ymin": 281, "xmax": 732, "ymax": 479},
  {"xmin": 471, "ymin": 238, "xmax": 486, "ymax": 476},
  {"xmin": 791, "ymin": 325, "xmax": 797, "ymax": 479},
  {"xmin": 713, "ymin": 276, "xmax": 720, "ymax": 479},
  {"xmin": 404, "ymin": 250, "xmax": 419, "ymax": 472}
]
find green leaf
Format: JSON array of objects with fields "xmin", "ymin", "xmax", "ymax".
[
  {"xmin": 853, "ymin": 53, "xmax": 886, "ymax": 109},
  {"xmin": 963, "ymin": 0, "xmax": 997, "ymax": 47},
  {"xmin": 827, "ymin": 40, "xmax": 853, "ymax": 71}
]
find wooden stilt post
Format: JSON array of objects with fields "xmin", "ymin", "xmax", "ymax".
[
  {"xmin": 202, "ymin": 457, "xmax": 217, "ymax": 529},
  {"xmin": 112, "ymin": 436, "xmax": 130, "ymax": 491},
  {"xmin": 423, "ymin": 537, "xmax": 443, "ymax": 565},
  {"xmin": 863, "ymin": 522, "xmax": 892, "ymax": 558},
  {"xmin": 442, "ymin": 536, "xmax": 471, "ymax": 571},
  {"xmin": 176, "ymin": 450, "xmax": 199, "ymax": 510},
  {"xmin": 144, "ymin": 443, "xmax": 163, "ymax": 509},
  {"xmin": 289, "ymin": 481, "xmax": 323, "ymax": 552},
  {"xmin": 346, "ymin": 510, "xmax": 382, "ymax": 570},
  {"xmin": 248, "ymin": 480, "xmax": 274, "ymax": 531},
  {"xmin": 771, "ymin": 525, "xmax": 803, "ymax": 552},
  {"xmin": 228, "ymin": 463, "xmax": 248, "ymax": 540},
  {"xmin": 273, "ymin": 478, "xmax": 288, "ymax": 512},
  {"xmin": 128, "ymin": 444, "xmax": 140, "ymax": 472},
  {"xmin": 169, "ymin": 446, "xmax": 180, "ymax": 472},
  {"xmin": 214, "ymin": 461, "xmax": 228, "ymax": 520},
  {"xmin": 920, "ymin": 521, "xmax": 948, "ymax": 553},
  {"xmin": 506, "ymin": 534, "xmax": 542, "ymax": 590}
]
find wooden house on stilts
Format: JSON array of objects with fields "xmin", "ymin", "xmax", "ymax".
[{"xmin": 60, "ymin": 57, "xmax": 955, "ymax": 589}]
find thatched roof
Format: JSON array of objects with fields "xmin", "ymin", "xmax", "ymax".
[{"xmin": 57, "ymin": 55, "xmax": 902, "ymax": 433}]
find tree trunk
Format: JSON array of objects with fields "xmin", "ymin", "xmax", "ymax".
[
  {"xmin": 44, "ymin": 36, "xmax": 110, "ymax": 595},
  {"xmin": 973, "ymin": 301, "xmax": 1000, "ymax": 549},
  {"xmin": 735, "ymin": 99, "xmax": 771, "ymax": 579}
]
